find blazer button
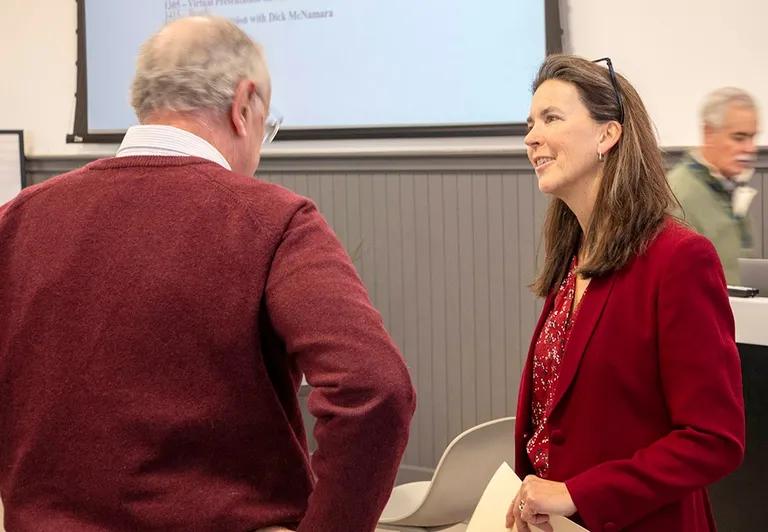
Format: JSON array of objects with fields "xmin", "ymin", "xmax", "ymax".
[
  {"xmin": 522, "ymin": 432, "xmax": 531, "ymax": 440},
  {"xmin": 604, "ymin": 522, "xmax": 617, "ymax": 532},
  {"xmin": 550, "ymin": 429, "xmax": 565, "ymax": 445}
]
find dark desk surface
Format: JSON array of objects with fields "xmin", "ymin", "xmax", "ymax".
[{"xmin": 710, "ymin": 343, "xmax": 768, "ymax": 532}]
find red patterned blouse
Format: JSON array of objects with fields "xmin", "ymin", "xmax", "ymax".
[{"xmin": 526, "ymin": 256, "xmax": 586, "ymax": 478}]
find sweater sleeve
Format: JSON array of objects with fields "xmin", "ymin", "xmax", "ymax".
[
  {"xmin": 264, "ymin": 200, "xmax": 416, "ymax": 532},
  {"xmin": 565, "ymin": 234, "xmax": 745, "ymax": 531}
]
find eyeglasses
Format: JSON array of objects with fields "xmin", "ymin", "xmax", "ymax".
[
  {"xmin": 592, "ymin": 57, "xmax": 625, "ymax": 124},
  {"xmin": 263, "ymin": 107, "xmax": 283, "ymax": 144}
]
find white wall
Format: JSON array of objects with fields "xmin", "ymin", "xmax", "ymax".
[
  {"xmin": 0, "ymin": 0, "xmax": 766, "ymax": 156},
  {"xmin": 563, "ymin": 0, "xmax": 767, "ymax": 148},
  {"xmin": 0, "ymin": 1, "xmax": 115, "ymax": 157}
]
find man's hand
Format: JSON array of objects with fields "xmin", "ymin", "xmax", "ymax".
[{"xmin": 506, "ymin": 475, "xmax": 577, "ymax": 531}]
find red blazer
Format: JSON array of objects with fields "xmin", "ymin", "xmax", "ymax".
[{"xmin": 515, "ymin": 220, "xmax": 745, "ymax": 532}]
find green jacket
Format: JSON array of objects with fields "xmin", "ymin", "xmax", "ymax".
[{"xmin": 667, "ymin": 153, "xmax": 753, "ymax": 284}]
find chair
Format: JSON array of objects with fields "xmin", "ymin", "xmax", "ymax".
[{"xmin": 377, "ymin": 416, "xmax": 515, "ymax": 531}]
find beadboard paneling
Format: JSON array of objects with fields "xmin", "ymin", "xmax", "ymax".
[{"xmin": 20, "ymin": 150, "xmax": 768, "ymax": 474}]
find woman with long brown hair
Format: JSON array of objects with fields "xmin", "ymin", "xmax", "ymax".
[{"xmin": 507, "ymin": 55, "xmax": 745, "ymax": 532}]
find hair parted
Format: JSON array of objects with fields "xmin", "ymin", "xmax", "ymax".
[
  {"xmin": 531, "ymin": 54, "xmax": 678, "ymax": 297},
  {"xmin": 700, "ymin": 87, "xmax": 757, "ymax": 129},
  {"xmin": 130, "ymin": 16, "xmax": 268, "ymax": 121}
]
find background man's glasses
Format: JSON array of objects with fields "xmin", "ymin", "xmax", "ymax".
[
  {"xmin": 592, "ymin": 57, "xmax": 625, "ymax": 124},
  {"xmin": 263, "ymin": 107, "xmax": 283, "ymax": 144}
]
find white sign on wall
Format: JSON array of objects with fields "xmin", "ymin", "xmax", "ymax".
[{"xmin": 0, "ymin": 131, "xmax": 25, "ymax": 205}]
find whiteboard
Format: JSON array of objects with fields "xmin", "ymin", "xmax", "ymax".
[{"xmin": 81, "ymin": 0, "xmax": 551, "ymax": 135}]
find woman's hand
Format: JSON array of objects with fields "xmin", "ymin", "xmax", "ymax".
[{"xmin": 506, "ymin": 475, "xmax": 577, "ymax": 531}]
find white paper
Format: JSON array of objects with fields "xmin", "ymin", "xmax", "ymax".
[{"xmin": 466, "ymin": 463, "xmax": 588, "ymax": 532}]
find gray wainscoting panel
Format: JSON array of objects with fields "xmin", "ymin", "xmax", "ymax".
[
  {"xmin": 267, "ymin": 164, "xmax": 768, "ymax": 474},
  {"xmin": 753, "ymin": 169, "xmax": 765, "ymax": 257},
  {"xmin": 21, "ymin": 149, "xmax": 768, "ymax": 474},
  {"xmin": 261, "ymin": 168, "xmax": 547, "ymax": 469}
]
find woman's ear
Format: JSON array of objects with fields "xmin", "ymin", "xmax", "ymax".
[{"xmin": 598, "ymin": 121, "xmax": 622, "ymax": 156}]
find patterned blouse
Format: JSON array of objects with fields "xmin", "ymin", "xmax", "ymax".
[{"xmin": 526, "ymin": 256, "xmax": 586, "ymax": 478}]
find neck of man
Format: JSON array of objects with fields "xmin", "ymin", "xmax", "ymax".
[
  {"xmin": 698, "ymin": 147, "xmax": 734, "ymax": 181},
  {"xmin": 142, "ymin": 109, "xmax": 236, "ymax": 168}
]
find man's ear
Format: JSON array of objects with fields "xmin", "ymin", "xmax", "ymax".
[
  {"xmin": 230, "ymin": 79, "xmax": 255, "ymax": 138},
  {"xmin": 702, "ymin": 124, "xmax": 717, "ymax": 145},
  {"xmin": 598, "ymin": 120, "xmax": 622, "ymax": 156}
]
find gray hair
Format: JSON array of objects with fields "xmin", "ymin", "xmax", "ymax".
[
  {"xmin": 700, "ymin": 87, "xmax": 757, "ymax": 129},
  {"xmin": 130, "ymin": 16, "xmax": 269, "ymax": 121}
]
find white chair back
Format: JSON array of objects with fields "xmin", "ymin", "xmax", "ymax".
[{"xmin": 379, "ymin": 416, "xmax": 515, "ymax": 528}]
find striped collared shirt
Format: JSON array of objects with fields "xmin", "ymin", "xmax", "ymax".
[{"xmin": 116, "ymin": 125, "xmax": 231, "ymax": 170}]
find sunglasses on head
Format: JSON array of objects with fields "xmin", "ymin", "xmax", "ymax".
[{"xmin": 592, "ymin": 57, "xmax": 625, "ymax": 124}]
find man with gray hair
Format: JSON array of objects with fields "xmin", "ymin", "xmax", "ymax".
[
  {"xmin": 668, "ymin": 87, "xmax": 760, "ymax": 284},
  {"xmin": 0, "ymin": 16, "xmax": 415, "ymax": 532}
]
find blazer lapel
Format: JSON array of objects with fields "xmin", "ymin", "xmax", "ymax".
[{"xmin": 546, "ymin": 273, "xmax": 616, "ymax": 419}]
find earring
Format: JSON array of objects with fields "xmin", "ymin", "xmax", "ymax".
[{"xmin": 598, "ymin": 151, "xmax": 604, "ymax": 162}]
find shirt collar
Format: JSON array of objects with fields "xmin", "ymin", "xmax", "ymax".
[{"xmin": 116, "ymin": 125, "xmax": 232, "ymax": 170}]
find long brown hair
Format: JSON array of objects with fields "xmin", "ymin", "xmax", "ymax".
[{"xmin": 531, "ymin": 54, "xmax": 677, "ymax": 297}]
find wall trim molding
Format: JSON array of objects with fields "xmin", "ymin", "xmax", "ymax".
[{"xmin": 23, "ymin": 147, "xmax": 768, "ymax": 180}]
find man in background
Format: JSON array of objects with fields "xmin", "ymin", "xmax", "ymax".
[
  {"xmin": 0, "ymin": 16, "xmax": 414, "ymax": 532},
  {"xmin": 668, "ymin": 87, "xmax": 760, "ymax": 284}
]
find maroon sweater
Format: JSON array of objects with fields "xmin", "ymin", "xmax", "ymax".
[{"xmin": 0, "ymin": 156, "xmax": 415, "ymax": 531}]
